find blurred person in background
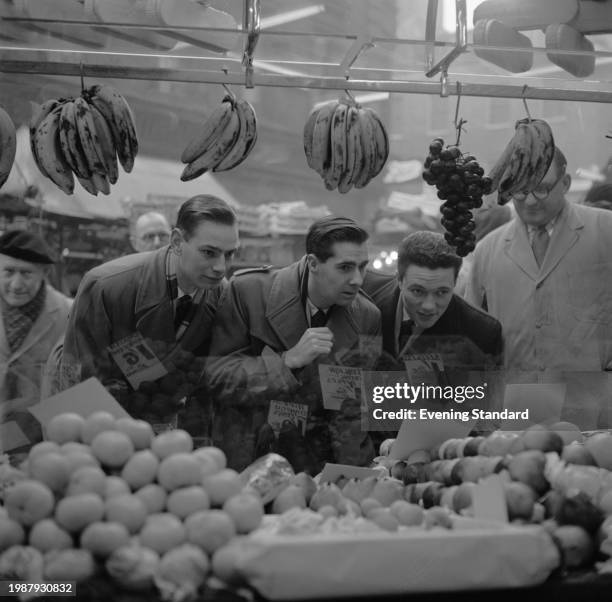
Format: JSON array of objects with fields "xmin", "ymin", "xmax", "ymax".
[
  {"xmin": 454, "ymin": 202, "xmax": 513, "ymax": 297},
  {"xmin": 130, "ymin": 211, "xmax": 172, "ymax": 252},
  {"xmin": 60, "ymin": 195, "xmax": 239, "ymax": 432},
  {"xmin": 0, "ymin": 231, "xmax": 72, "ymax": 455},
  {"xmin": 466, "ymin": 147, "xmax": 612, "ymax": 429},
  {"xmin": 582, "ymin": 182, "xmax": 612, "ymax": 212},
  {"xmin": 205, "ymin": 215, "xmax": 381, "ymax": 474}
]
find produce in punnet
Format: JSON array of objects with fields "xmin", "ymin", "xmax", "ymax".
[
  {"xmin": 422, "ymin": 138, "xmax": 492, "ymax": 257},
  {"xmin": 0, "ymin": 105, "xmax": 16, "ymax": 190},
  {"xmin": 303, "ymin": 96, "xmax": 389, "ymax": 192},
  {"xmin": 486, "ymin": 117, "xmax": 555, "ymax": 205},
  {"xmin": 180, "ymin": 90, "xmax": 257, "ymax": 180},
  {"xmin": 28, "ymin": 83, "xmax": 138, "ymax": 195}
]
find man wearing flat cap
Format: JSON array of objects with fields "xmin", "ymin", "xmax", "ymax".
[
  {"xmin": 0, "ymin": 230, "xmax": 72, "ymax": 454},
  {"xmin": 206, "ymin": 215, "xmax": 382, "ymax": 474}
]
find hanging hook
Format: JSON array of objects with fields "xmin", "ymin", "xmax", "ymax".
[
  {"xmin": 440, "ymin": 70, "xmax": 449, "ymax": 97},
  {"xmin": 522, "ymin": 85, "xmax": 532, "ymax": 121},
  {"xmin": 344, "ymin": 89, "xmax": 357, "ymax": 105},
  {"xmin": 453, "ymin": 81, "xmax": 467, "ymax": 146},
  {"xmin": 79, "ymin": 62, "xmax": 85, "ymax": 94},
  {"xmin": 221, "ymin": 69, "xmax": 236, "ymax": 103}
]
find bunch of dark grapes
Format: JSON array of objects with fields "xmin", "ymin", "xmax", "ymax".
[{"xmin": 422, "ymin": 138, "xmax": 493, "ymax": 257}]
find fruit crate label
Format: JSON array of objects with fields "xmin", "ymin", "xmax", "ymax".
[
  {"xmin": 108, "ymin": 333, "xmax": 168, "ymax": 389},
  {"xmin": 318, "ymin": 364, "xmax": 363, "ymax": 410},
  {"xmin": 267, "ymin": 400, "xmax": 308, "ymax": 436},
  {"xmin": 403, "ymin": 353, "xmax": 444, "ymax": 387}
]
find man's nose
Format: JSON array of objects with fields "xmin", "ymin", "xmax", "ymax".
[
  {"xmin": 349, "ymin": 269, "xmax": 364, "ymax": 287},
  {"xmin": 213, "ymin": 255, "xmax": 226, "ymax": 273},
  {"xmin": 422, "ymin": 294, "xmax": 436, "ymax": 310}
]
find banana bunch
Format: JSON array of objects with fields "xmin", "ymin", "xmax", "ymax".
[
  {"xmin": 180, "ymin": 93, "xmax": 257, "ymax": 181},
  {"xmin": 303, "ymin": 98, "xmax": 389, "ymax": 193},
  {"xmin": 29, "ymin": 84, "xmax": 138, "ymax": 196},
  {"xmin": 487, "ymin": 118, "xmax": 555, "ymax": 205},
  {"xmin": 0, "ymin": 106, "xmax": 17, "ymax": 190}
]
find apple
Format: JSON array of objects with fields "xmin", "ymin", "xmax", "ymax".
[
  {"xmin": 80, "ymin": 521, "xmax": 131, "ymax": 558},
  {"xmin": 139, "ymin": 513, "xmax": 186, "ymax": 555},
  {"xmin": 105, "ymin": 494, "xmax": 148, "ymax": 534},
  {"xmin": 185, "ymin": 510, "xmax": 236, "ymax": 554},
  {"xmin": 28, "ymin": 452, "xmax": 70, "ymax": 495},
  {"xmin": 45, "ymin": 412, "xmax": 84, "ymax": 444},
  {"xmin": 507, "ymin": 450, "xmax": 549, "ymax": 495},
  {"xmin": 81, "ymin": 411, "xmax": 116, "ymax": 445},
  {"xmin": 121, "ymin": 450, "xmax": 159, "ymax": 490},
  {"xmin": 28, "ymin": 519, "xmax": 73, "ymax": 552},
  {"xmin": 66, "ymin": 465, "xmax": 107, "ymax": 496},
  {"xmin": 151, "ymin": 430, "xmax": 193, "ymax": 459},
  {"xmin": 91, "ymin": 431, "xmax": 134, "ymax": 469},
  {"xmin": 157, "ymin": 453, "xmax": 202, "ymax": 491},
  {"xmin": 166, "ymin": 486, "xmax": 210, "ymax": 519},
  {"xmin": 134, "ymin": 484, "xmax": 167, "ymax": 514},
  {"xmin": 55, "ymin": 493, "xmax": 105, "ymax": 533},
  {"xmin": 114, "ymin": 418, "xmax": 154, "ymax": 450},
  {"xmin": 201, "ymin": 469, "xmax": 243, "ymax": 507},
  {"xmin": 0, "ymin": 517, "xmax": 25, "ymax": 551},
  {"xmin": 562, "ymin": 443, "xmax": 596, "ymax": 466},
  {"xmin": 222, "ymin": 492, "xmax": 264, "ymax": 533},
  {"xmin": 504, "ymin": 481, "xmax": 536, "ymax": 520}
]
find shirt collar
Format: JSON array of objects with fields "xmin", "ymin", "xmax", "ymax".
[{"xmin": 525, "ymin": 210, "xmax": 561, "ymax": 239}]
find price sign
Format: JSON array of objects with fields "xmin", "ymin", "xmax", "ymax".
[{"xmin": 108, "ymin": 333, "xmax": 168, "ymax": 389}]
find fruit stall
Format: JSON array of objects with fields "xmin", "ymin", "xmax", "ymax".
[{"xmin": 3, "ymin": 0, "xmax": 612, "ymax": 600}]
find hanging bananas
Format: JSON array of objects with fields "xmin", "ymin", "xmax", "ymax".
[
  {"xmin": 29, "ymin": 84, "xmax": 139, "ymax": 196},
  {"xmin": 487, "ymin": 118, "xmax": 555, "ymax": 205},
  {"xmin": 180, "ymin": 92, "xmax": 258, "ymax": 181},
  {"xmin": 0, "ymin": 106, "xmax": 17, "ymax": 190},
  {"xmin": 303, "ymin": 97, "xmax": 389, "ymax": 193}
]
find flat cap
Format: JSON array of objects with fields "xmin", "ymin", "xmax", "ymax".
[{"xmin": 0, "ymin": 230, "xmax": 55, "ymax": 264}]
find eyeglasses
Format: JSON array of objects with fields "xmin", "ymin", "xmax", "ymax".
[
  {"xmin": 513, "ymin": 172, "xmax": 564, "ymax": 201},
  {"xmin": 141, "ymin": 231, "xmax": 170, "ymax": 243}
]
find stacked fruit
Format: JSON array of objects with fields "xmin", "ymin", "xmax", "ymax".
[
  {"xmin": 422, "ymin": 138, "xmax": 492, "ymax": 257},
  {"xmin": 0, "ymin": 412, "xmax": 267, "ymax": 600},
  {"xmin": 487, "ymin": 118, "xmax": 555, "ymax": 205},
  {"xmin": 377, "ymin": 424, "xmax": 612, "ymax": 570},
  {"xmin": 29, "ymin": 84, "xmax": 138, "ymax": 196},
  {"xmin": 303, "ymin": 98, "xmax": 389, "ymax": 193},
  {"xmin": 180, "ymin": 92, "xmax": 257, "ymax": 181},
  {"xmin": 0, "ymin": 106, "xmax": 16, "ymax": 190}
]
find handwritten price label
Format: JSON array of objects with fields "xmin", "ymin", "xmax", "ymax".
[{"xmin": 108, "ymin": 332, "xmax": 167, "ymax": 389}]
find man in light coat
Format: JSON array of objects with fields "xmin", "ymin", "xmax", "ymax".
[
  {"xmin": 0, "ymin": 230, "xmax": 72, "ymax": 454},
  {"xmin": 60, "ymin": 195, "xmax": 239, "ymax": 431},
  {"xmin": 466, "ymin": 147, "xmax": 612, "ymax": 429},
  {"xmin": 206, "ymin": 216, "xmax": 381, "ymax": 474}
]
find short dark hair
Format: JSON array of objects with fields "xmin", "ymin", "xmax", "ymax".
[
  {"xmin": 397, "ymin": 231, "xmax": 462, "ymax": 280},
  {"xmin": 306, "ymin": 215, "xmax": 369, "ymax": 261},
  {"xmin": 176, "ymin": 195, "xmax": 237, "ymax": 239}
]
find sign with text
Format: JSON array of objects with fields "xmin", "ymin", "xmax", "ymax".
[
  {"xmin": 267, "ymin": 400, "xmax": 308, "ymax": 436},
  {"xmin": 108, "ymin": 332, "xmax": 167, "ymax": 389},
  {"xmin": 318, "ymin": 364, "xmax": 363, "ymax": 410}
]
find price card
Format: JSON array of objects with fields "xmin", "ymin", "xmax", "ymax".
[
  {"xmin": 403, "ymin": 353, "xmax": 444, "ymax": 386},
  {"xmin": 267, "ymin": 401, "xmax": 308, "ymax": 436},
  {"xmin": 318, "ymin": 364, "xmax": 363, "ymax": 410},
  {"xmin": 108, "ymin": 333, "xmax": 167, "ymax": 389}
]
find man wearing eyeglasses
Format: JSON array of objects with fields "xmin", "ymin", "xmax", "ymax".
[
  {"xmin": 130, "ymin": 211, "xmax": 172, "ymax": 253},
  {"xmin": 466, "ymin": 147, "xmax": 612, "ymax": 429}
]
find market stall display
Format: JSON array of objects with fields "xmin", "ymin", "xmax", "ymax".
[
  {"xmin": 29, "ymin": 83, "xmax": 138, "ymax": 196},
  {"xmin": 303, "ymin": 96, "xmax": 389, "ymax": 193},
  {"xmin": 180, "ymin": 90, "xmax": 258, "ymax": 180},
  {"xmin": 0, "ymin": 106, "xmax": 16, "ymax": 190}
]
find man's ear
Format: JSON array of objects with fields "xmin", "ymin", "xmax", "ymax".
[
  {"xmin": 562, "ymin": 173, "xmax": 572, "ymax": 192},
  {"xmin": 170, "ymin": 228, "xmax": 183, "ymax": 255},
  {"xmin": 306, "ymin": 253, "xmax": 318, "ymax": 273}
]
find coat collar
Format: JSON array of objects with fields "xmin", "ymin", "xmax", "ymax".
[
  {"xmin": 0, "ymin": 285, "xmax": 66, "ymax": 362},
  {"xmin": 265, "ymin": 256, "xmax": 361, "ymax": 351},
  {"xmin": 504, "ymin": 202, "xmax": 582, "ymax": 282}
]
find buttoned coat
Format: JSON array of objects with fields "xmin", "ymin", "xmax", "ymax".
[
  {"xmin": 205, "ymin": 257, "xmax": 382, "ymax": 473},
  {"xmin": 61, "ymin": 247, "xmax": 225, "ymax": 386},
  {"xmin": 465, "ymin": 202, "xmax": 612, "ymax": 429}
]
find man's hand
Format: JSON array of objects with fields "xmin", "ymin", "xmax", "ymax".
[{"xmin": 284, "ymin": 327, "xmax": 334, "ymax": 369}]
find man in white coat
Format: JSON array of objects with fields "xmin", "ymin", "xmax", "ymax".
[{"xmin": 466, "ymin": 147, "xmax": 612, "ymax": 429}]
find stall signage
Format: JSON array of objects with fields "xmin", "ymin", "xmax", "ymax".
[{"xmin": 108, "ymin": 333, "xmax": 167, "ymax": 389}]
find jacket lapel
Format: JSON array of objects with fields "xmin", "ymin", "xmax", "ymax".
[
  {"xmin": 265, "ymin": 259, "xmax": 309, "ymax": 350},
  {"xmin": 536, "ymin": 204, "xmax": 581, "ymax": 283},
  {"xmin": 504, "ymin": 219, "xmax": 539, "ymax": 281},
  {"xmin": 8, "ymin": 285, "xmax": 59, "ymax": 362}
]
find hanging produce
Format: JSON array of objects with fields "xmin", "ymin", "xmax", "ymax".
[
  {"xmin": 28, "ymin": 84, "xmax": 138, "ymax": 196},
  {"xmin": 303, "ymin": 96, "xmax": 389, "ymax": 193},
  {"xmin": 487, "ymin": 117, "xmax": 555, "ymax": 205},
  {"xmin": 0, "ymin": 106, "xmax": 17, "ymax": 190},
  {"xmin": 422, "ymin": 138, "xmax": 492, "ymax": 257},
  {"xmin": 180, "ymin": 90, "xmax": 258, "ymax": 181}
]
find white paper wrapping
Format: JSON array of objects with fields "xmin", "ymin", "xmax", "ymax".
[{"xmin": 232, "ymin": 525, "xmax": 560, "ymax": 600}]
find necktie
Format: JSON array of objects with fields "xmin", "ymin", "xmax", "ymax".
[
  {"xmin": 311, "ymin": 309, "xmax": 327, "ymax": 328},
  {"xmin": 398, "ymin": 320, "xmax": 414, "ymax": 355},
  {"xmin": 531, "ymin": 226, "xmax": 550, "ymax": 267},
  {"xmin": 174, "ymin": 294, "xmax": 192, "ymax": 330}
]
